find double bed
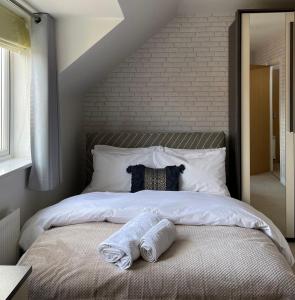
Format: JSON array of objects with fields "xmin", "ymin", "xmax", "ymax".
[{"xmin": 18, "ymin": 132, "xmax": 295, "ymax": 299}]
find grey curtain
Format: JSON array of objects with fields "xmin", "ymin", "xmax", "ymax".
[{"xmin": 28, "ymin": 13, "xmax": 61, "ymax": 191}]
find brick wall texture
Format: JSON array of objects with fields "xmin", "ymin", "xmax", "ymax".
[{"xmin": 83, "ymin": 14, "xmax": 234, "ymax": 133}]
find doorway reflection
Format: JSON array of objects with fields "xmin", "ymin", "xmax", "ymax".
[{"xmin": 249, "ymin": 13, "xmax": 286, "ymax": 234}]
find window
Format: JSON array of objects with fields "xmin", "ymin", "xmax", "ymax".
[
  {"xmin": 0, "ymin": 47, "xmax": 10, "ymax": 157},
  {"xmin": 0, "ymin": 6, "xmax": 31, "ymax": 174}
]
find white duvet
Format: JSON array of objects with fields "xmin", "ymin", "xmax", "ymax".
[{"xmin": 19, "ymin": 190, "xmax": 294, "ymax": 266}]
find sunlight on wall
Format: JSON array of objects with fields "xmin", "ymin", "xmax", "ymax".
[{"xmin": 57, "ymin": 17, "xmax": 123, "ymax": 72}]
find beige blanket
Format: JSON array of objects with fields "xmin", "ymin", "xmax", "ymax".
[{"xmin": 19, "ymin": 223, "xmax": 295, "ymax": 300}]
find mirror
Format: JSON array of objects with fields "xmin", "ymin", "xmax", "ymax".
[{"xmin": 249, "ymin": 13, "xmax": 287, "ymax": 234}]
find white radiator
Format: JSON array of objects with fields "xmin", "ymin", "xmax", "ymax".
[{"xmin": 0, "ymin": 209, "xmax": 20, "ymax": 264}]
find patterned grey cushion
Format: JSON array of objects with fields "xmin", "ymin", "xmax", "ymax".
[{"xmin": 85, "ymin": 131, "xmax": 226, "ymax": 186}]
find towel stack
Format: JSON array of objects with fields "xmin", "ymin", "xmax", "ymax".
[
  {"xmin": 140, "ymin": 219, "xmax": 176, "ymax": 263},
  {"xmin": 98, "ymin": 212, "xmax": 176, "ymax": 270}
]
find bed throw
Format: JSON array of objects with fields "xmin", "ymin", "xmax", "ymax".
[
  {"xmin": 98, "ymin": 212, "xmax": 161, "ymax": 269},
  {"xmin": 19, "ymin": 223, "xmax": 295, "ymax": 300},
  {"xmin": 19, "ymin": 190, "xmax": 295, "ymax": 266},
  {"xmin": 140, "ymin": 219, "xmax": 176, "ymax": 262}
]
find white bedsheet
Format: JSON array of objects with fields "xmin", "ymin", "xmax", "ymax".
[{"xmin": 19, "ymin": 190, "xmax": 294, "ymax": 266}]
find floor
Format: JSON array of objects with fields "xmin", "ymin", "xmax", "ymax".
[
  {"xmin": 251, "ymin": 171, "xmax": 286, "ymax": 235},
  {"xmin": 250, "ymin": 172, "xmax": 295, "ymax": 272},
  {"xmin": 273, "ymin": 162, "xmax": 280, "ymax": 180},
  {"xmin": 289, "ymin": 243, "xmax": 295, "ymax": 272}
]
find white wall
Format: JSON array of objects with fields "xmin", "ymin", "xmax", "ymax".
[
  {"xmin": 0, "ymin": 3, "xmax": 83, "ymax": 226},
  {"xmin": 83, "ymin": 1, "xmax": 295, "ymax": 133},
  {"xmin": 1, "ymin": 0, "xmax": 294, "ymax": 226},
  {"xmin": 0, "ymin": 99, "xmax": 81, "ymax": 225},
  {"xmin": 84, "ymin": 14, "xmax": 233, "ymax": 133},
  {"xmin": 0, "ymin": 78, "xmax": 83, "ymax": 225},
  {"xmin": 0, "ymin": 0, "xmax": 179, "ymax": 225}
]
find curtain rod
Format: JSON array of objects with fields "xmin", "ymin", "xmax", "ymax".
[{"xmin": 7, "ymin": 0, "xmax": 41, "ymax": 23}]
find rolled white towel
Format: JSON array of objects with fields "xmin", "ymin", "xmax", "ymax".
[
  {"xmin": 98, "ymin": 212, "xmax": 161, "ymax": 270},
  {"xmin": 140, "ymin": 219, "xmax": 176, "ymax": 263}
]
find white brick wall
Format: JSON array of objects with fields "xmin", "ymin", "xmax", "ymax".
[
  {"xmin": 251, "ymin": 35, "xmax": 286, "ymax": 184},
  {"xmin": 83, "ymin": 14, "xmax": 234, "ymax": 133}
]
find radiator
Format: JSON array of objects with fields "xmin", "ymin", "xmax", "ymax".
[{"xmin": 0, "ymin": 209, "xmax": 20, "ymax": 264}]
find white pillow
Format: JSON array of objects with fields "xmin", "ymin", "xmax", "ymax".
[
  {"xmin": 88, "ymin": 146, "xmax": 158, "ymax": 192},
  {"xmin": 153, "ymin": 147, "xmax": 230, "ymax": 196}
]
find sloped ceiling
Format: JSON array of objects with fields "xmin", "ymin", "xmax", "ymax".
[
  {"xmin": 26, "ymin": 0, "xmax": 124, "ymax": 71},
  {"xmin": 250, "ymin": 13, "xmax": 286, "ymax": 51},
  {"xmin": 60, "ymin": 0, "xmax": 178, "ymax": 97},
  {"xmin": 178, "ymin": 0, "xmax": 295, "ymax": 15},
  {"xmin": 26, "ymin": 0, "xmax": 124, "ymax": 18},
  {"xmin": 25, "ymin": 0, "xmax": 179, "ymax": 97},
  {"xmin": 56, "ymin": 17, "xmax": 123, "ymax": 72},
  {"xmin": 24, "ymin": 0, "xmax": 295, "ymax": 98}
]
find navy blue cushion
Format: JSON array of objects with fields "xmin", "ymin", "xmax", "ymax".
[{"xmin": 126, "ymin": 164, "xmax": 185, "ymax": 193}]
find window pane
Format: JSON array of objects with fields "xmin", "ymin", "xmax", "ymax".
[{"xmin": 0, "ymin": 47, "xmax": 9, "ymax": 156}]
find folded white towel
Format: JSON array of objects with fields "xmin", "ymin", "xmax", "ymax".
[
  {"xmin": 140, "ymin": 219, "xmax": 176, "ymax": 263},
  {"xmin": 98, "ymin": 212, "xmax": 161, "ymax": 270}
]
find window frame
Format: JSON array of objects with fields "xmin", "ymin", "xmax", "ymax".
[{"xmin": 0, "ymin": 48, "xmax": 11, "ymax": 159}]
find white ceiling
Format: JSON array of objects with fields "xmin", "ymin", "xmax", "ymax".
[
  {"xmin": 24, "ymin": 0, "xmax": 124, "ymax": 18},
  {"xmin": 49, "ymin": 0, "xmax": 178, "ymax": 98},
  {"xmin": 18, "ymin": 0, "xmax": 294, "ymax": 99},
  {"xmin": 21, "ymin": 0, "xmax": 124, "ymax": 71},
  {"xmin": 250, "ymin": 13, "xmax": 285, "ymax": 51},
  {"xmin": 177, "ymin": 0, "xmax": 295, "ymax": 15},
  {"xmin": 23, "ymin": 0, "xmax": 295, "ymax": 18},
  {"xmin": 0, "ymin": 0, "xmax": 34, "ymax": 19}
]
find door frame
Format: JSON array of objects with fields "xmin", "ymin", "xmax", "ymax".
[
  {"xmin": 270, "ymin": 65, "xmax": 274, "ymax": 173},
  {"xmin": 285, "ymin": 12, "xmax": 295, "ymax": 237},
  {"xmin": 241, "ymin": 13, "xmax": 250, "ymax": 203},
  {"xmin": 270, "ymin": 64, "xmax": 280, "ymax": 174}
]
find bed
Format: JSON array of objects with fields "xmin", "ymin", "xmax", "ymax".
[{"xmin": 18, "ymin": 131, "xmax": 295, "ymax": 300}]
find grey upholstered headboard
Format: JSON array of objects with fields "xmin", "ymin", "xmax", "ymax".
[{"xmin": 85, "ymin": 131, "xmax": 226, "ymax": 186}]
